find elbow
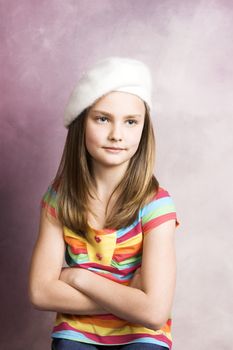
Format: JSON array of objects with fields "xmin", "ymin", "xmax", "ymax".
[
  {"xmin": 145, "ymin": 317, "xmax": 168, "ymax": 331},
  {"xmin": 144, "ymin": 318, "xmax": 165, "ymax": 331},
  {"xmin": 153, "ymin": 319, "xmax": 168, "ymax": 331},
  {"xmin": 143, "ymin": 296, "xmax": 172, "ymax": 331},
  {"xmin": 143, "ymin": 311, "xmax": 159, "ymax": 330},
  {"xmin": 144, "ymin": 308, "xmax": 170, "ymax": 331},
  {"xmin": 28, "ymin": 285, "xmax": 47, "ymax": 310}
]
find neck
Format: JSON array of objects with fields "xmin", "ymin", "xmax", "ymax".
[{"xmin": 91, "ymin": 161, "xmax": 129, "ymax": 200}]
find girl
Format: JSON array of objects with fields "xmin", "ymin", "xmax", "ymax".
[{"xmin": 28, "ymin": 57, "xmax": 180, "ymax": 350}]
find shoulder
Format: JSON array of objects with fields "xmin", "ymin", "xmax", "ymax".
[
  {"xmin": 40, "ymin": 183, "xmax": 59, "ymax": 219},
  {"xmin": 141, "ymin": 186, "xmax": 175, "ymax": 212},
  {"xmin": 140, "ymin": 186, "xmax": 180, "ymax": 234}
]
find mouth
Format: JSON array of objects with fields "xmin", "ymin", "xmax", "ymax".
[
  {"xmin": 102, "ymin": 147, "xmax": 126, "ymax": 152},
  {"xmin": 103, "ymin": 147, "xmax": 125, "ymax": 150}
]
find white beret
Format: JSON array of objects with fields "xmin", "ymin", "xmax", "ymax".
[{"xmin": 64, "ymin": 56, "xmax": 153, "ymax": 128}]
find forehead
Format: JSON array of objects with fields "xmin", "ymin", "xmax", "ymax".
[{"xmin": 90, "ymin": 91, "xmax": 146, "ymax": 115}]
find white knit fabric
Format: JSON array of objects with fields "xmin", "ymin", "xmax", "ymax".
[{"xmin": 64, "ymin": 56, "xmax": 152, "ymax": 128}]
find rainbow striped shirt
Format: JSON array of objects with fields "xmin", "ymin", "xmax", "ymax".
[{"xmin": 41, "ymin": 185, "xmax": 180, "ymax": 349}]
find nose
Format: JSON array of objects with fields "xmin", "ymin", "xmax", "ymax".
[{"xmin": 108, "ymin": 122, "xmax": 123, "ymax": 142}]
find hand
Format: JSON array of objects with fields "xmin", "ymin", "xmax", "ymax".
[{"xmin": 129, "ymin": 267, "xmax": 142, "ymax": 290}]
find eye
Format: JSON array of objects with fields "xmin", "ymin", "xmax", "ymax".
[
  {"xmin": 126, "ymin": 119, "xmax": 138, "ymax": 125},
  {"xmin": 96, "ymin": 116, "xmax": 109, "ymax": 123}
]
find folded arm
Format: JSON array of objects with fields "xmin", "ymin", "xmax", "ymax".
[
  {"xmin": 60, "ymin": 267, "xmax": 154, "ymax": 328},
  {"xmin": 28, "ymin": 209, "xmax": 109, "ymax": 315}
]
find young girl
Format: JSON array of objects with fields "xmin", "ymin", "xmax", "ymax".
[{"xmin": 28, "ymin": 57, "xmax": 180, "ymax": 350}]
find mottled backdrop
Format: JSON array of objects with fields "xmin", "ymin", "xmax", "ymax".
[{"xmin": 0, "ymin": 0, "xmax": 232, "ymax": 349}]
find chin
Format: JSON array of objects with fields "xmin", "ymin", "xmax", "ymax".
[{"xmin": 100, "ymin": 158, "xmax": 130, "ymax": 167}]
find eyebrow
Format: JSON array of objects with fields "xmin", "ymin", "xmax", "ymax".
[{"xmin": 91, "ymin": 109, "xmax": 142, "ymax": 118}]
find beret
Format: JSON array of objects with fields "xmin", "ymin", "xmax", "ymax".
[{"xmin": 64, "ymin": 56, "xmax": 152, "ymax": 128}]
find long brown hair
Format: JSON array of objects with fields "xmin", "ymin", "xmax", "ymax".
[{"xmin": 45, "ymin": 103, "xmax": 159, "ymax": 239}]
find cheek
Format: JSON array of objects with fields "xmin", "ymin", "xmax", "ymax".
[
  {"xmin": 128, "ymin": 128, "xmax": 144, "ymax": 148},
  {"xmin": 85, "ymin": 124, "xmax": 104, "ymax": 149}
]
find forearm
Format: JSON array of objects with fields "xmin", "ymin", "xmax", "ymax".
[
  {"xmin": 30, "ymin": 279, "xmax": 109, "ymax": 315},
  {"xmin": 71, "ymin": 269, "xmax": 158, "ymax": 330}
]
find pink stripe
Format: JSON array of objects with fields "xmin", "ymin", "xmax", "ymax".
[
  {"xmin": 77, "ymin": 263, "xmax": 119, "ymax": 273},
  {"xmin": 117, "ymin": 221, "xmax": 142, "ymax": 243},
  {"xmin": 143, "ymin": 213, "xmax": 177, "ymax": 233},
  {"xmin": 77, "ymin": 261, "xmax": 141, "ymax": 277},
  {"xmin": 155, "ymin": 187, "xmax": 170, "ymax": 200}
]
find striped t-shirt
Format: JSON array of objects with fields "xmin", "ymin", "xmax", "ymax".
[{"xmin": 41, "ymin": 185, "xmax": 180, "ymax": 349}]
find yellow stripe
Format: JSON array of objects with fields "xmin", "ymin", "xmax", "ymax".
[{"xmin": 55, "ymin": 314, "xmax": 171, "ymax": 339}]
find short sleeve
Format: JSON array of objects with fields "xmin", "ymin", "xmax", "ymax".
[
  {"xmin": 40, "ymin": 185, "xmax": 58, "ymax": 219},
  {"xmin": 141, "ymin": 187, "xmax": 180, "ymax": 235}
]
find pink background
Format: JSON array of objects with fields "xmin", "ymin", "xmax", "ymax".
[{"xmin": 1, "ymin": 1, "xmax": 232, "ymax": 349}]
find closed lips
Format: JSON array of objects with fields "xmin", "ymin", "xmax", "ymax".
[{"xmin": 103, "ymin": 147, "xmax": 125, "ymax": 150}]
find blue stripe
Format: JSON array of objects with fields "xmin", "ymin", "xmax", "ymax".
[
  {"xmin": 51, "ymin": 331, "xmax": 169, "ymax": 348},
  {"xmin": 140, "ymin": 196, "xmax": 174, "ymax": 218}
]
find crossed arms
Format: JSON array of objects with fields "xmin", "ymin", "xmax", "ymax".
[{"xmin": 28, "ymin": 208, "xmax": 177, "ymax": 331}]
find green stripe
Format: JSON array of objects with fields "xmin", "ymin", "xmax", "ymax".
[{"xmin": 142, "ymin": 203, "xmax": 175, "ymax": 225}]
